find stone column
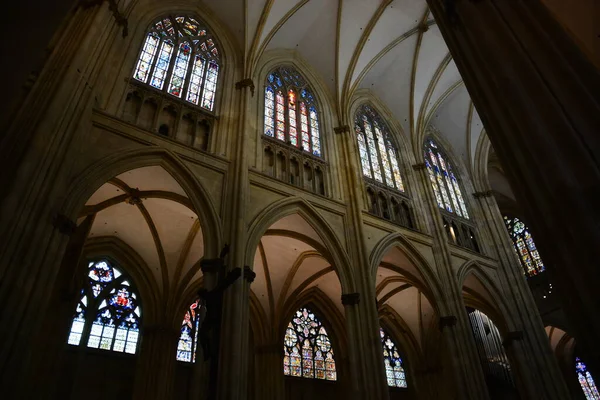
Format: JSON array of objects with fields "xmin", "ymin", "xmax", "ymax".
[
  {"xmin": 132, "ymin": 324, "xmax": 180, "ymax": 400},
  {"xmin": 254, "ymin": 344, "xmax": 284, "ymax": 400},
  {"xmin": 473, "ymin": 191, "xmax": 571, "ymax": 398},
  {"xmin": 426, "ymin": 0, "xmax": 600, "ymax": 373}
]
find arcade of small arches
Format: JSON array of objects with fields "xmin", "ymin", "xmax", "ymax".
[{"xmin": 2, "ymin": 3, "xmax": 596, "ymax": 400}]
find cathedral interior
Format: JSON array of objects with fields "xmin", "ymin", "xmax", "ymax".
[{"xmin": 0, "ymin": 0, "xmax": 599, "ymax": 399}]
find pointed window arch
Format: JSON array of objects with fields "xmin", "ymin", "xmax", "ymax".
[
  {"xmin": 504, "ymin": 216, "xmax": 545, "ymax": 277},
  {"xmin": 176, "ymin": 299, "xmax": 203, "ymax": 362},
  {"xmin": 576, "ymin": 357, "xmax": 600, "ymax": 400},
  {"xmin": 67, "ymin": 260, "xmax": 141, "ymax": 354},
  {"xmin": 283, "ymin": 307, "xmax": 336, "ymax": 380},
  {"xmin": 133, "ymin": 15, "xmax": 221, "ymax": 111},
  {"xmin": 424, "ymin": 138, "xmax": 469, "ymax": 219},
  {"xmin": 264, "ymin": 66, "xmax": 322, "ymax": 157},
  {"xmin": 354, "ymin": 104, "xmax": 404, "ymax": 192},
  {"xmin": 380, "ymin": 328, "xmax": 407, "ymax": 388}
]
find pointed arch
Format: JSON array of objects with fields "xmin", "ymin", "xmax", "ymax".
[
  {"xmin": 370, "ymin": 232, "xmax": 444, "ymax": 312},
  {"xmin": 60, "ymin": 147, "xmax": 222, "ymax": 260},
  {"xmin": 245, "ymin": 197, "xmax": 354, "ymax": 294}
]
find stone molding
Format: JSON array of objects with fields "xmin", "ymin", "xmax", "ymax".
[
  {"xmin": 439, "ymin": 315, "xmax": 457, "ymax": 331},
  {"xmin": 235, "ymin": 78, "xmax": 255, "ymax": 96}
]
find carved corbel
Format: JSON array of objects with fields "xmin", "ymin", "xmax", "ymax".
[
  {"xmin": 235, "ymin": 78, "xmax": 255, "ymax": 96},
  {"xmin": 341, "ymin": 292, "xmax": 360, "ymax": 306},
  {"xmin": 473, "ymin": 190, "xmax": 494, "ymax": 199},
  {"xmin": 243, "ymin": 265, "xmax": 256, "ymax": 283},
  {"xmin": 53, "ymin": 213, "xmax": 77, "ymax": 236},
  {"xmin": 502, "ymin": 331, "xmax": 524, "ymax": 348},
  {"xmin": 412, "ymin": 163, "xmax": 427, "ymax": 171},
  {"xmin": 439, "ymin": 315, "xmax": 457, "ymax": 331},
  {"xmin": 334, "ymin": 126, "xmax": 350, "ymax": 135}
]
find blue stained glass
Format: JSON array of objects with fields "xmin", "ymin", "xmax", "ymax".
[{"xmin": 576, "ymin": 358, "xmax": 600, "ymax": 400}]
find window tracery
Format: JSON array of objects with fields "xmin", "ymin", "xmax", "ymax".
[
  {"xmin": 133, "ymin": 15, "xmax": 220, "ymax": 111},
  {"xmin": 424, "ymin": 138, "xmax": 469, "ymax": 219},
  {"xmin": 380, "ymin": 328, "xmax": 407, "ymax": 388},
  {"xmin": 264, "ymin": 66, "xmax": 321, "ymax": 157},
  {"xmin": 283, "ymin": 307, "xmax": 336, "ymax": 381},
  {"xmin": 176, "ymin": 299, "xmax": 202, "ymax": 362},
  {"xmin": 354, "ymin": 104, "xmax": 404, "ymax": 192},
  {"xmin": 504, "ymin": 216, "xmax": 545, "ymax": 277},
  {"xmin": 67, "ymin": 260, "xmax": 141, "ymax": 354},
  {"xmin": 576, "ymin": 357, "xmax": 600, "ymax": 400}
]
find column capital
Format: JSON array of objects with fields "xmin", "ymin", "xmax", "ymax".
[
  {"xmin": 439, "ymin": 315, "xmax": 457, "ymax": 331},
  {"xmin": 412, "ymin": 163, "xmax": 427, "ymax": 171},
  {"xmin": 502, "ymin": 330, "xmax": 524, "ymax": 348},
  {"xmin": 52, "ymin": 213, "xmax": 77, "ymax": 236},
  {"xmin": 235, "ymin": 78, "xmax": 255, "ymax": 96},
  {"xmin": 472, "ymin": 190, "xmax": 494, "ymax": 199},
  {"xmin": 341, "ymin": 292, "xmax": 360, "ymax": 306},
  {"xmin": 243, "ymin": 265, "xmax": 256, "ymax": 283},
  {"xmin": 334, "ymin": 125, "xmax": 351, "ymax": 135}
]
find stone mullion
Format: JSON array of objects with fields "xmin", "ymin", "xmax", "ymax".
[
  {"xmin": 412, "ymin": 164, "xmax": 489, "ymax": 399},
  {"xmin": 475, "ymin": 193, "xmax": 570, "ymax": 399},
  {"xmin": 337, "ymin": 125, "xmax": 389, "ymax": 400},
  {"xmin": 216, "ymin": 78, "xmax": 253, "ymax": 400},
  {"xmin": 426, "ymin": 0, "xmax": 600, "ymax": 376}
]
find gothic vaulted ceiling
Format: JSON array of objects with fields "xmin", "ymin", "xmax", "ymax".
[{"xmin": 199, "ymin": 0, "xmax": 486, "ymax": 170}]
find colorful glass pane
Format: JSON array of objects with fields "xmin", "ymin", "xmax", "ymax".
[
  {"xmin": 276, "ymin": 91, "xmax": 286, "ymax": 141},
  {"xmin": 300, "ymin": 102, "xmax": 310, "ymax": 152},
  {"xmin": 168, "ymin": 42, "xmax": 191, "ymax": 97},
  {"xmin": 428, "ymin": 149, "xmax": 452, "ymax": 213},
  {"xmin": 451, "ymin": 172, "xmax": 469, "ymax": 218},
  {"xmin": 67, "ymin": 260, "xmax": 141, "ymax": 354},
  {"xmin": 283, "ymin": 307, "xmax": 336, "ymax": 381},
  {"xmin": 264, "ymin": 87, "xmax": 275, "ymax": 137},
  {"xmin": 356, "ymin": 127, "xmax": 372, "ymax": 178},
  {"xmin": 150, "ymin": 40, "xmax": 174, "ymax": 90},
  {"xmin": 309, "ymin": 107, "xmax": 321, "ymax": 156},
  {"xmin": 375, "ymin": 125, "xmax": 394, "ymax": 187},
  {"xmin": 380, "ymin": 328, "xmax": 407, "ymax": 388},
  {"xmin": 425, "ymin": 159, "xmax": 444, "ymax": 208},
  {"xmin": 576, "ymin": 358, "xmax": 600, "ymax": 400},
  {"xmin": 438, "ymin": 153, "xmax": 462, "ymax": 217},
  {"xmin": 186, "ymin": 56, "xmax": 206, "ymax": 105},
  {"xmin": 504, "ymin": 217, "xmax": 545, "ymax": 277},
  {"xmin": 288, "ymin": 90, "xmax": 298, "ymax": 146},
  {"xmin": 201, "ymin": 62, "xmax": 219, "ymax": 110},
  {"xmin": 363, "ymin": 116, "xmax": 382, "ymax": 182},
  {"xmin": 388, "ymin": 143, "xmax": 404, "ymax": 191},
  {"xmin": 177, "ymin": 300, "xmax": 201, "ymax": 362},
  {"xmin": 134, "ymin": 33, "xmax": 160, "ymax": 83}
]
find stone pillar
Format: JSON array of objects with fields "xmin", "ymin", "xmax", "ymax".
[
  {"xmin": 132, "ymin": 324, "xmax": 180, "ymax": 400},
  {"xmin": 426, "ymin": 0, "xmax": 600, "ymax": 374},
  {"xmin": 254, "ymin": 344, "xmax": 284, "ymax": 400},
  {"xmin": 473, "ymin": 191, "xmax": 571, "ymax": 398}
]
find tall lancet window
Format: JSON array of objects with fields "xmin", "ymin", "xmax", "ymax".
[
  {"xmin": 133, "ymin": 15, "xmax": 220, "ymax": 111},
  {"xmin": 424, "ymin": 139, "xmax": 469, "ymax": 218},
  {"xmin": 504, "ymin": 216, "xmax": 545, "ymax": 277},
  {"xmin": 264, "ymin": 66, "xmax": 321, "ymax": 157},
  {"xmin": 380, "ymin": 328, "xmax": 407, "ymax": 388},
  {"xmin": 67, "ymin": 260, "xmax": 141, "ymax": 354},
  {"xmin": 354, "ymin": 104, "xmax": 404, "ymax": 191},
  {"xmin": 176, "ymin": 299, "xmax": 203, "ymax": 362},
  {"xmin": 283, "ymin": 307, "xmax": 336, "ymax": 380},
  {"xmin": 576, "ymin": 357, "xmax": 600, "ymax": 400}
]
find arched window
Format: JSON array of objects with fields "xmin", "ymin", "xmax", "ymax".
[
  {"xmin": 67, "ymin": 260, "xmax": 141, "ymax": 354},
  {"xmin": 283, "ymin": 307, "xmax": 336, "ymax": 380},
  {"xmin": 264, "ymin": 66, "xmax": 321, "ymax": 157},
  {"xmin": 380, "ymin": 328, "xmax": 407, "ymax": 388},
  {"xmin": 354, "ymin": 104, "xmax": 404, "ymax": 191},
  {"xmin": 576, "ymin": 357, "xmax": 600, "ymax": 400},
  {"xmin": 133, "ymin": 15, "xmax": 220, "ymax": 111},
  {"xmin": 424, "ymin": 139, "xmax": 469, "ymax": 219},
  {"xmin": 176, "ymin": 299, "xmax": 203, "ymax": 362},
  {"xmin": 504, "ymin": 216, "xmax": 545, "ymax": 277}
]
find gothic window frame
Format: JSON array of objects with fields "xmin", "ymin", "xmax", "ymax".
[
  {"xmin": 283, "ymin": 306, "xmax": 337, "ymax": 381},
  {"xmin": 354, "ymin": 103, "xmax": 406, "ymax": 193},
  {"xmin": 67, "ymin": 259, "xmax": 142, "ymax": 355},
  {"xmin": 504, "ymin": 216, "xmax": 545, "ymax": 277},
  {"xmin": 263, "ymin": 65, "xmax": 323, "ymax": 158},
  {"xmin": 132, "ymin": 14, "xmax": 222, "ymax": 112},
  {"xmin": 176, "ymin": 298, "xmax": 204, "ymax": 363},
  {"xmin": 576, "ymin": 357, "xmax": 600, "ymax": 400},
  {"xmin": 380, "ymin": 327, "xmax": 408, "ymax": 388},
  {"xmin": 424, "ymin": 137, "xmax": 470, "ymax": 219}
]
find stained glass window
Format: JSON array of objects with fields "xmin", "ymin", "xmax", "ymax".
[
  {"xmin": 283, "ymin": 307, "xmax": 336, "ymax": 381},
  {"xmin": 264, "ymin": 66, "xmax": 322, "ymax": 157},
  {"xmin": 67, "ymin": 260, "xmax": 141, "ymax": 354},
  {"xmin": 504, "ymin": 217, "xmax": 545, "ymax": 277},
  {"xmin": 354, "ymin": 104, "xmax": 405, "ymax": 191},
  {"xmin": 380, "ymin": 328, "xmax": 407, "ymax": 388},
  {"xmin": 424, "ymin": 139, "xmax": 469, "ymax": 218},
  {"xmin": 133, "ymin": 15, "xmax": 220, "ymax": 111},
  {"xmin": 576, "ymin": 357, "xmax": 600, "ymax": 400},
  {"xmin": 176, "ymin": 299, "xmax": 203, "ymax": 362}
]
